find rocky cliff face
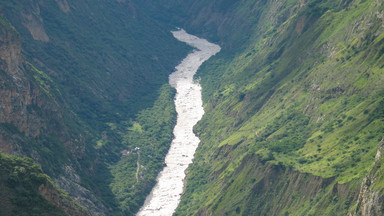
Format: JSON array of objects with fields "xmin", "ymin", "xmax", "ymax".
[
  {"xmin": 53, "ymin": 173, "xmax": 108, "ymax": 216},
  {"xmin": 20, "ymin": 1, "xmax": 50, "ymax": 42},
  {"xmin": 0, "ymin": 19, "xmax": 22, "ymax": 74},
  {"xmin": 191, "ymin": 154, "xmax": 359, "ymax": 216},
  {"xmin": 350, "ymin": 137, "xmax": 384, "ymax": 216},
  {"xmin": 0, "ymin": 0, "xmax": 189, "ymax": 214},
  {"xmin": 0, "ymin": 152, "xmax": 91, "ymax": 216},
  {"xmin": 0, "ymin": 15, "xmax": 43, "ymax": 151},
  {"xmin": 0, "ymin": 14, "xmax": 83, "ymax": 164},
  {"xmin": 38, "ymin": 180, "xmax": 90, "ymax": 216},
  {"xmin": 0, "ymin": 15, "xmax": 102, "ymax": 215}
]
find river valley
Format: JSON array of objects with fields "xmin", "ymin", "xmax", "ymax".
[{"xmin": 136, "ymin": 29, "xmax": 220, "ymax": 216}]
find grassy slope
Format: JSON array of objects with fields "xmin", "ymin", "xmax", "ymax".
[{"xmin": 171, "ymin": 0, "xmax": 384, "ymax": 215}]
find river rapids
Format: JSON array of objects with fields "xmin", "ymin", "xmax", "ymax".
[{"xmin": 137, "ymin": 29, "xmax": 220, "ymax": 216}]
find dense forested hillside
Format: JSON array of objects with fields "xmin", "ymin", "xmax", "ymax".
[
  {"xmin": 0, "ymin": 152, "xmax": 90, "ymax": 216},
  {"xmin": 1, "ymin": 0, "xmax": 384, "ymax": 215},
  {"xmin": 0, "ymin": 0, "xmax": 188, "ymax": 215}
]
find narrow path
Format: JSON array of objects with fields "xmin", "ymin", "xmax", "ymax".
[
  {"xmin": 136, "ymin": 29, "xmax": 220, "ymax": 216},
  {"xmin": 136, "ymin": 151, "xmax": 140, "ymax": 183}
]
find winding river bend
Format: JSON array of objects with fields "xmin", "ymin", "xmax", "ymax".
[{"xmin": 136, "ymin": 29, "xmax": 220, "ymax": 216}]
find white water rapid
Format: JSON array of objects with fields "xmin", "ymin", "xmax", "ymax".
[{"xmin": 136, "ymin": 29, "xmax": 220, "ymax": 216}]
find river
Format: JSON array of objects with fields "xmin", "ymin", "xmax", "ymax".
[{"xmin": 136, "ymin": 29, "xmax": 220, "ymax": 216}]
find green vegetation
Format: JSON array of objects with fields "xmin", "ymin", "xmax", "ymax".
[
  {"xmin": 97, "ymin": 84, "xmax": 177, "ymax": 215},
  {"xmin": 1, "ymin": 0, "xmax": 384, "ymax": 215},
  {"xmin": 0, "ymin": 1, "xmax": 187, "ymax": 215},
  {"xmin": 133, "ymin": 0, "xmax": 384, "ymax": 215},
  {"xmin": 0, "ymin": 152, "xmax": 87, "ymax": 216}
]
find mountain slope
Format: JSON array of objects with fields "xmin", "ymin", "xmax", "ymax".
[
  {"xmin": 0, "ymin": 1, "xmax": 188, "ymax": 215},
  {"xmin": 0, "ymin": 0, "xmax": 187, "ymax": 129},
  {"xmin": 0, "ymin": 152, "xmax": 90, "ymax": 216},
  {"xmin": 1, "ymin": 0, "xmax": 384, "ymax": 215},
  {"xmin": 0, "ymin": 9, "xmax": 116, "ymax": 215},
  {"xmin": 134, "ymin": 0, "xmax": 384, "ymax": 215}
]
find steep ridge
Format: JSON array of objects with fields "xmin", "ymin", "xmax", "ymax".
[
  {"xmin": 1, "ymin": 0, "xmax": 384, "ymax": 215},
  {"xmin": 0, "ymin": 152, "xmax": 90, "ymax": 216},
  {"xmin": 0, "ymin": 0, "xmax": 188, "ymax": 130},
  {"xmin": 0, "ymin": 17, "xmax": 90, "ymax": 216},
  {"xmin": 0, "ymin": 12, "xmax": 108, "ymax": 215},
  {"xmin": 135, "ymin": 0, "xmax": 384, "ymax": 215},
  {"xmin": 0, "ymin": 1, "xmax": 189, "ymax": 215},
  {"xmin": 351, "ymin": 137, "xmax": 384, "ymax": 216}
]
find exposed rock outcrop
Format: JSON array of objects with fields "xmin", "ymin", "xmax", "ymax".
[
  {"xmin": 55, "ymin": 0, "xmax": 71, "ymax": 13},
  {"xmin": 0, "ymin": 16, "xmax": 101, "ymax": 215},
  {"xmin": 0, "ymin": 15, "xmax": 44, "ymax": 137},
  {"xmin": 20, "ymin": 1, "xmax": 49, "ymax": 42},
  {"xmin": 38, "ymin": 181, "xmax": 90, "ymax": 216},
  {"xmin": 350, "ymin": 137, "xmax": 384, "ymax": 216},
  {"xmin": 194, "ymin": 154, "xmax": 359, "ymax": 215},
  {"xmin": 54, "ymin": 170, "xmax": 108, "ymax": 216}
]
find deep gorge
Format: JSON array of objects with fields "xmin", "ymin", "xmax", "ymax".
[
  {"xmin": 0, "ymin": 0, "xmax": 384, "ymax": 215},
  {"xmin": 137, "ymin": 29, "xmax": 220, "ymax": 216}
]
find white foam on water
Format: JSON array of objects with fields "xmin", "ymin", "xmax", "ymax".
[{"xmin": 136, "ymin": 29, "xmax": 220, "ymax": 216}]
